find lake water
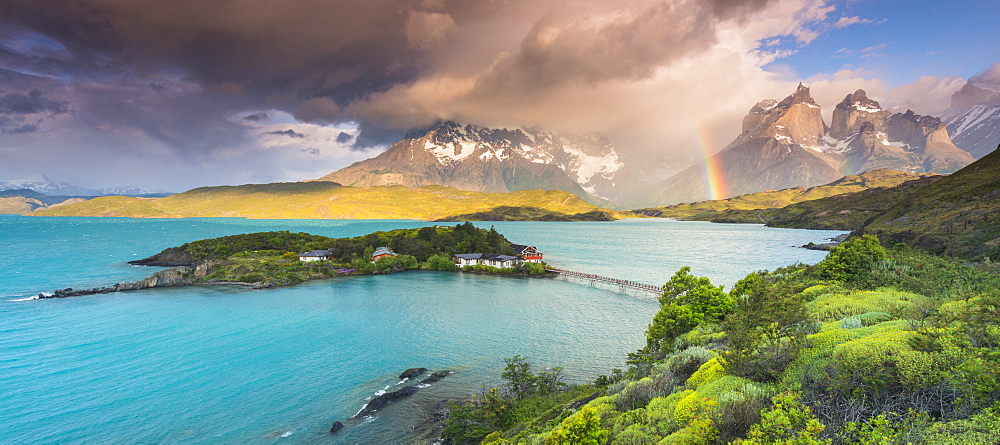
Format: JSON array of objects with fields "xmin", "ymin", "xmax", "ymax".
[{"xmin": 0, "ymin": 216, "xmax": 844, "ymax": 443}]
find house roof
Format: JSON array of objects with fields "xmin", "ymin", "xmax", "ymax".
[
  {"xmin": 372, "ymin": 246, "xmax": 396, "ymax": 257},
  {"xmin": 510, "ymin": 243, "xmax": 539, "ymax": 254},
  {"xmin": 300, "ymin": 249, "xmax": 332, "ymax": 257}
]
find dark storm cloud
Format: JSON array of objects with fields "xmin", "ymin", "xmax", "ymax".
[
  {"xmin": 0, "ymin": 88, "xmax": 66, "ymax": 132},
  {"xmin": 267, "ymin": 129, "xmax": 306, "ymax": 138},
  {"xmin": 0, "ymin": 0, "xmax": 783, "ymax": 149},
  {"xmin": 242, "ymin": 112, "xmax": 269, "ymax": 122},
  {"xmin": 336, "ymin": 131, "xmax": 353, "ymax": 144},
  {"xmin": 0, "ymin": 89, "xmax": 67, "ymax": 115}
]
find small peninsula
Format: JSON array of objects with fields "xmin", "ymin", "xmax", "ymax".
[{"xmin": 39, "ymin": 223, "xmax": 549, "ymax": 298}]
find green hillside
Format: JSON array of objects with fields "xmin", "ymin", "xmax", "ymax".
[
  {"xmin": 693, "ymin": 145, "xmax": 1000, "ymax": 261},
  {"xmin": 31, "ymin": 182, "xmax": 620, "ymax": 221},
  {"xmin": 705, "ymin": 176, "xmax": 942, "ymax": 230},
  {"xmin": 862, "ymin": 145, "xmax": 1000, "ymax": 260},
  {"xmin": 439, "ymin": 239, "xmax": 1000, "ymax": 444},
  {"xmin": 637, "ymin": 169, "xmax": 933, "ymax": 219}
]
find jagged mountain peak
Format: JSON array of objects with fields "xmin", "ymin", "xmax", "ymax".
[
  {"xmin": 775, "ymin": 82, "xmax": 819, "ymax": 109},
  {"xmin": 836, "ymin": 89, "xmax": 883, "ymax": 112}
]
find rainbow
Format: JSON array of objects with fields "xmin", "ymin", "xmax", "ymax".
[{"xmin": 696, "ymin": 124, "xmax": 729, "ymax": 201}]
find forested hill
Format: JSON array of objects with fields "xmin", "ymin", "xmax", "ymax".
[{"xmin": 131, "ymin": 223, "xmax": 514, "ymax": 267}]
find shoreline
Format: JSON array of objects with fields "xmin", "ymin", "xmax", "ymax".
[{"xmin": 31, "ymin": 264, "xmax": 555, "ymax": 300}]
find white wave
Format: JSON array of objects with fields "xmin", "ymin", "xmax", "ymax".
[
  {"xmin": 10, "ymin": 295, "xmax": 41, "ymax": 302},
  {"xmin": 416, "ymin": 383, "xmax": 431, "ymax": 389},
  {"xmin": 279, "ymin": 430, "xmax": 293, "ymax": 438},
  {"xmin": 396, "ymin": 378, "xmax": 409, "ymax": 385}
]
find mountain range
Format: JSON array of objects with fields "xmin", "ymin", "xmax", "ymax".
[
  {"xmin": 939, "ymin": 81, "xmax": 1000, "ymax": 159},
  {"xmin": 315, "ymin": 121, "xmax": 625, "ymax": 204},
  {"xmin": 0, "ymin": 174, "xmax": 167, "ymax": 197},
  {"xmin": 315, "ymin": 84, "xmax": 984, "ymax": 209},
  {"xmin": 635, "ymin": 84, "xmax": 975, "ymax": 206}
]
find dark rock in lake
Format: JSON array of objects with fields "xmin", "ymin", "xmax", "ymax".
[
  {"xmin": 329, "ymin": 420, "xmax": 343, "ymax": 434},
  {"xmin": 418, "ymin": 370, "xmax": 452, "ymax": 385},
  {"xmin": 352, "ymin": 385, "xmax": 420, "ymax": 419},
  {"xmin": 399, "ymin": 368, "xmax": 428, "ymax": 379}
]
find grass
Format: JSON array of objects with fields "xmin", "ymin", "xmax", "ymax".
[
  {"xmin": 32, "ymin": 182, "xmax": 621, "ymax": 221},
  {"xmin": 638, "ymin": 169, "xmax": 933, "ymax": 220}
]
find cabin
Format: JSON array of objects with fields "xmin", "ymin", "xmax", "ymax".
[
  {"xmin": 372, "ymin": 246, "xmax": 397, "ymax": 261},
  {"xmin": 452, "ymin": 253, "xmax": 522, "ymax": 268},
  {"xmin": 510, "ymin": 244, "xmax": 543, "ymax": 263},
  {"xmin": 299, "ymin": 249, "xmax": 333, "ymax": 262}
]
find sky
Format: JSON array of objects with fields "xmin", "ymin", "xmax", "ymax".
[{"xmin": 0, "ymin": 0, "xmax": 997, "ymax": 192}]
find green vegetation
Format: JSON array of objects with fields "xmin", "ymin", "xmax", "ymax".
[
  {"xmin": 696, "ymin": 175, "xmax": 941, "ymax": 230},
  {"xmin": 661, "ymin": 146, "xmax": 1000, "ymax": 262},
  {"xmin": 638, "ymin": 169, "xmax": 933, "ymax": 220},
  {"xmin": 443, "ymin": 235, "xmax": 1000, "ymax": 443},
  {"xmin": 30, "ymin": 182, "xmax": 621, "ymax": 221},
  {"xmin": 138, "ymin": 223, "xmax": 545, "ymax": 287}
]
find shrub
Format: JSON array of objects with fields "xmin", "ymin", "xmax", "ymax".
[
  {"xmin": 543, "ymin": 407, "xmax": 609, "ymax": 445},
  {"xmin": 739, "ymin": 392, "xmax": 828, "ymax": 444},
  {"xmin": 816, "ymin": 235, "xmax": 887, "ymax": 288},
  {"xmin": 660, "ymin": 346, "xmax": 714, "ymax": 383},
  {"xmin": 840, "ymin": 317, "xmax": 863, "ymax": 330},
  {"xmin": 427, "ymin": 254, "xmax": 457, "ymax": 271}
]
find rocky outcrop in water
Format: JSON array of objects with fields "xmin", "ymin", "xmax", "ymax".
[
  {"xmin": 332, "ymin": 369, "xmax": 453, "ymax": 434},
  {"xmin": 329, "ymin": 421, "xmax": 343, "ymax": 434},
  {"xmin": 38, "ymin": 266, "xmax": 197, "ymax": 298},
  {"xmin": 352, "ymin": 385, "xmax": 420, "ymax": 419},
  {"xmin": 399, "ymin": 368, "xmax": 428, "ymax": 379}
]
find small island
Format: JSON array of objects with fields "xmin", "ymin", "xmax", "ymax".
[{"xmin": 40, "ymin": 223, "xmax": 549, "ymax": 298}]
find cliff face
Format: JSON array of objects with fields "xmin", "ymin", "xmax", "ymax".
[
  {"xmin": 940, "ymin": 82, "xmax": 1000, "ymax": 159},
  {"xmin": 634, "ymin": 85, "xmax": 976, "ymax": 207}
]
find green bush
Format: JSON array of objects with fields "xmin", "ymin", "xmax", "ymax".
[{"xmin": 816, "ymin": 235, "xmax": 887, "ymax": 288}]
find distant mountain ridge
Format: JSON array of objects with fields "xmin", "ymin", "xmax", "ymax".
[
  {"xmin": 315, "ymin": 121, "xmax": 624, "ymax": 204},
  {"xmin": 633, "ymin": 84, "xmax": 975, "ymax": 207},
  {"xmin": 0, "ymin": 174, "xmax": 167, "ymax": 197},
  {"xmin": 939, "ymin": 82, "xmax": 1000, "ymax": 159}
]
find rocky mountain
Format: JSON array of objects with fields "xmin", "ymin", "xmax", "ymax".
[
  {"xmin": 939, "ymin": 82, "xmax": 1000, "ymax": 159},
  {"xmin": 634, "ymin": 84, "xmax": 975, "ymax": 207},
  {"xmin": 0, "ymin": 174, "xmax": 168, "ymax": 197},
  {"xmin": 315, "ymin": 121, "xmax": 625, "ymax": 204}
]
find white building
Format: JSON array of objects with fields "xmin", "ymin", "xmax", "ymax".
[
  {"xmin": 452, "ymin": 253, "xmax": 522, "ymax": 268},
  {"xmin": 298, "ymin": 249, "xmax": 333, "ymax": 262}
]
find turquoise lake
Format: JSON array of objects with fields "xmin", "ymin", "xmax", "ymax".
[{"xmin": 0, "ymin": 216, "xmax": 845, "ymax": 443}]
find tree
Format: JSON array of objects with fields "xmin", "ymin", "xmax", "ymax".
[
  {"xmin": 816, "ymin": 235, "xmax": 886, "ymax": 287},
  {"xmin": 631, "ymin": 267, "xmax": 731, "ymax": 366},
  {"xmin": 723, "ymin": 272, "xmax": 812, "ymax": 382}
]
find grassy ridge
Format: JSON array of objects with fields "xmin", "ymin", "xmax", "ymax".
[
  {"xmin": 705, "ymin": 176, "xmax": 943, "ymax": 230},
  {"xmin": 31, "ymin": 182, "xmax": 619, "ymax": 221},
  {"xmin": 638, "ymin": 169, "xmax": 933, "ymax": 220}
]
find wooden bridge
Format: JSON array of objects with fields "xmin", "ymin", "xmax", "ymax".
[{"xmin": 546, "ymin": 268, "xmax": 662, "ymax": 296}]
